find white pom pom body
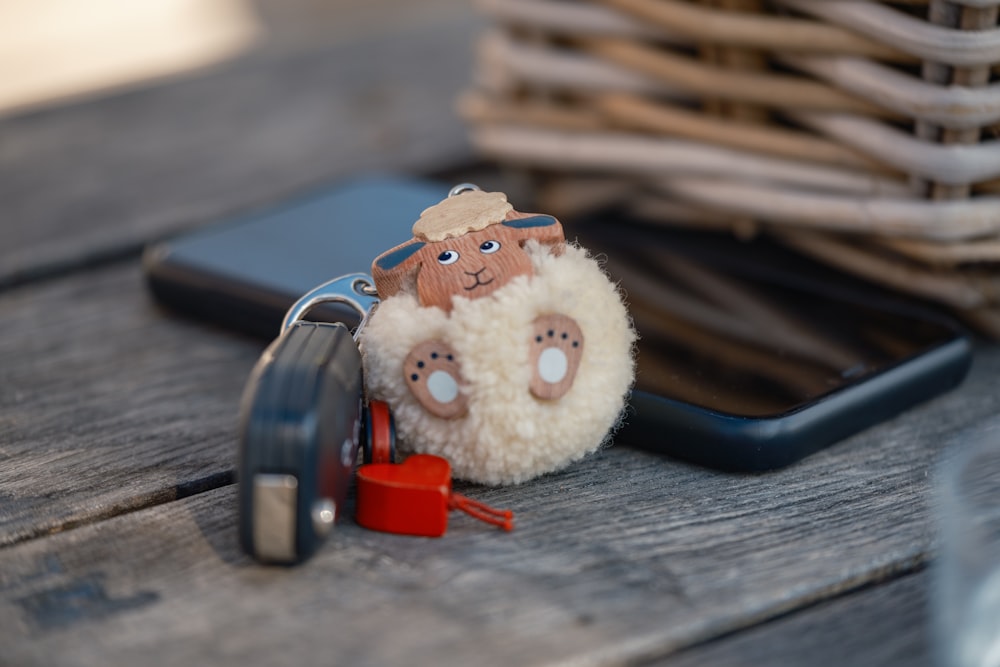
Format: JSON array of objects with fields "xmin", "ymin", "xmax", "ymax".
[{"xmin": 361, "ymin": 243, "xmax": 635, "ymax": 485}]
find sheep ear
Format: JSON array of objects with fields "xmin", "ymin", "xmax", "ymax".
[
  {"xmin": 502, "ymin": 211, "xmax": 565, "ymax": 246},
  {"xmin": 371, "ymin": 239, "xmax": 426, "ymax": 299}
]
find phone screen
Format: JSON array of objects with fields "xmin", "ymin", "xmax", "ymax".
[
  {"xmin": 144, "ymin": 177, "xmax": 446, "ymax": 338},
  {"xmin": 572, "ymin": 220, "xmax": 962, "ymax": 418}
]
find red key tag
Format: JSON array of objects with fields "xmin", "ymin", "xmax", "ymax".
[{"xmin": 355, "ymin": 454, "xmax": 514, "ymax": 537}]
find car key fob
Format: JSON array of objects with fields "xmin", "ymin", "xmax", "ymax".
[{"xmin": 237, "ymin": 274, "xmax": 381, "ymax": 564}]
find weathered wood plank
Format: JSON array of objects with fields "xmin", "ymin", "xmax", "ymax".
[
  {"xmin": 0, "ymin": 338, "xmax": 997, "ymax": 664},
  {"xmin": 0, "ymin": 263, "xmax": 261, "ymax": 546},
  {"xmin": 0, "ymin": 7, "xmax": 484, "ymax": 287},
  {"xmin": 0, "ymin": 448, "xmax": 946, "ymax": 666},
  {"xmin": 659, "ymin": 571, "xmax": 930, "ymax": 667}
]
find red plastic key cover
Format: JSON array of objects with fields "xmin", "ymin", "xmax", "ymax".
[
  {"xmin": 367, "ymin": 399, "xmax": 394, "ymax": 464},
  {"xmin": 356, "ymin": 454, "xmax": 451, "ymax": 537}
]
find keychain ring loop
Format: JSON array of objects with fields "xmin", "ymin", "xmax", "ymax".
[
  {"xmin": 281, "ymin": 273, "xmax": 380, "ymax": 337},
  {"xmin": 447, "ymin": 183, "xmax": 481, "ymax": 198}
]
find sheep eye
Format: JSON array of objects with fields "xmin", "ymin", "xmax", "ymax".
[
  {"xmin": 479, "ymin": 240, "xmax": 501, "ymax": 254},
  {"xmin": 437, "ymin": 250, "xmax": 460, "ymax": 265}
]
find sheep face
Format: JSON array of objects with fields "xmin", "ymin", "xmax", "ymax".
[
  {"xmin": 411, "ymin": 224, "xmax": 535, "ymax": 311},
  {"xmin": 372, "ymin": 202, "xmax": 565, "ymax": 312}
]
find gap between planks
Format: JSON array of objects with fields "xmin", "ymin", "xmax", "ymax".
[{"xmin": 0, "ymin": 470, "xmax": 235, "ymax": 551}]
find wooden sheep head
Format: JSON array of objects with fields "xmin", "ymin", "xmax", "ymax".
[{"xmin": 371, "ymin": 191, "xmax": 565, "ymax": 312}]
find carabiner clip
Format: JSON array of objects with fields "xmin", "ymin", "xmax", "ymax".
[{"xmin": 281, "ymin": 272, "xmax": 380, "ymax": 340}]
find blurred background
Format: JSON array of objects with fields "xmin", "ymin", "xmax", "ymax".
[
  {"xmin": 4, "ymin": 0, "xmax": 999, "ymax": 338},
  {"xmin": 0, "ymin": 0, "xmax": 487, "ymax": 287}
]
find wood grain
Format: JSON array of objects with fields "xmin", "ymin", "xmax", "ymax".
[
  {"xmin": 403, "ymin": 340, "xmax": 470, "ymax": 419},
  {"xmin": 658, "ymin": 571, "xmax": 931, "ymax": 667},
  {"xmin": 0, "ymin": 263, "xmax": 261, "ymax": 546},
  {"xmin": 0, "ymin": 341, "xmax": 997, "ymax": 664},
  {"xmin": 0, "ymin": 8, "xmax": 483, "ymax": 289}
]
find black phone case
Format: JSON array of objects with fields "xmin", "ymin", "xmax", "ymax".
[
  {"xmin": 621, "ymin": 338, "xmax": 971, "ymax": 471},
  {"xmin": 237, "ymin": 321, "xmax": 363, "ymax": 564}
]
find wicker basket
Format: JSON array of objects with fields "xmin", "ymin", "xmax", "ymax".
[{"xmin": 460, "ymin": 0, "xmax": 1000, "ymax": 335}]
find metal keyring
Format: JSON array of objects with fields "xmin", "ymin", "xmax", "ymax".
[
  {"xmin": 281, "ymin": 273, "xmax": 380, "ymax": 340},
  {"xmin": 448, "ymin": 183, "xmax": 481, "ymax": 198}
]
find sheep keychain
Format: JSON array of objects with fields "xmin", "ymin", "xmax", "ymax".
[
  {"xmin": 237, "ymin": 183, "xmax": 637, "ymax": 561},
  {"xmin": 361, "ymin": 184, "xmax": 636, "ymax": 486}
]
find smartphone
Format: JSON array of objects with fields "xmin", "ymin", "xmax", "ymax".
[
  {"xmin": 570, "ymin": 220, "xmax": 971, "ymax": 470},
  {"xmin": 144, "ymin": 176, "xmax": 448, "ymax": 339},
  {"xmin": 144, "ymin": 176, "xmax": 972, "ymax": 471}
]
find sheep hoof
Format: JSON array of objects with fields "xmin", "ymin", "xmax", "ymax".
[
  {"xmin": 529, "ymin": 314, "xmax": 583, "ymax": 400},
  {"xmin": 403, "ymin": 340, "xmax": 468, "ymax": 419}
]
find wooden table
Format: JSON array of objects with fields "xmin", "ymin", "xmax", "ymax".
[{"xmin": 1, "ymin": 3, "xmax": 995, "ymax": 665}]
